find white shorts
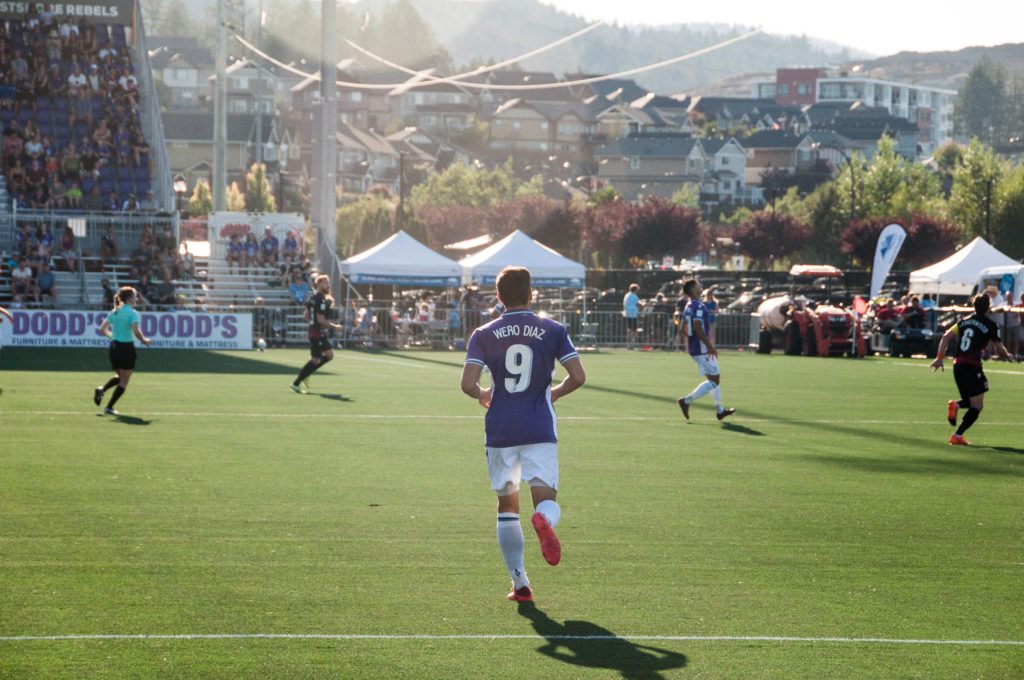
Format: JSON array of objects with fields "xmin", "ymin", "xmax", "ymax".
[
  {"xmin": 486, "ymin": 443, "xmax": 558, "ymax": 495},
  {"xmin": 690, "ymin": 353, "xmax": 720, "ymax": 377}
]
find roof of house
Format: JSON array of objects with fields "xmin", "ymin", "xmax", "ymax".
[
  {"xmin": 162, "ymin": 112, "xmax": 276, "ymax": 143},
  {"xmin": 594, "ymin": 133, "xmax": 698, "ymax": 158}
]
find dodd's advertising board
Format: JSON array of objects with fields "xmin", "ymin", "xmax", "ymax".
[{"xmin": 0, "ymin": 309, "xmax": 252, "ymax": 349}]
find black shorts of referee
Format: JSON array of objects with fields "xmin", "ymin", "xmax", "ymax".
[{"xmin": 109, "ymin": 340, "xmax": 137, "ymax": 371}]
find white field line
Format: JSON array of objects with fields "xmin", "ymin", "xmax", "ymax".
[
  {"xmin": 2, "ymin": 409, "xmax": 1024, "ymax": 426},
  {"xmin": 1, "ymin": 633, "xmax": 1022, "ymax": 646},
  {"xmin": 891, "ymin": 362, "xmax": 1024, "ymax": 376}
]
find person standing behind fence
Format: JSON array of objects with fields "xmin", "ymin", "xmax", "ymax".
[
  {"xmin": 623, "ymin": 283, "xmax": 642, "ymax": 347},
  {"xmin": 93, "ymin": 287, "xmax": 151, "ymax": 415},
  {"xmin": 290, "ymin": 274, "xmax": 343, "ymax": 394},
  {"xmin": 677, "ymin": 279, "xmax": 734, "ymax": 422},
  {"xmin": 702, "ymin": 288, "xmax": 718, "ymax": 345}
]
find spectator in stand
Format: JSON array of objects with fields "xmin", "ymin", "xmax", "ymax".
[
  {"xmin": 65, "ymin": 179, "xmax": 82, "ymax": 208},
  {"xmin": 46, "ymin": 63, "xmax": 64, "ymax": 99},
  {"xmin": 178, "ymin": 239, "xmax": 196, "ymax": 280},
  {"xmin": 48, "ymin": 177, "xmax": 67, "ymax": 209},
  {"xmin": 151, "ymin": 271, "xmax": 178, "ymax": 309},
  {"xmin": 129, "ymin": 240, "xmax": 153, "ymax": 279},
  {"xmin": 59, "ymin": 226, "xmax": 78, "ymax": 272},
  {"xmin": 83, "ymin": 185, "xmax": 104, "ymax": 211},
  {"xmin": 225, "ymin": 233, "xmax": 245, "ymax": 272},
  {"xmin": 135, "ymin": 271, "xmax": 153, "ymax": 306},
  {"xmin": 35, "ymin": 260, "xmax": 58, "ymax": 304},
  {"xmin": 99, "ymin": 277, "xmax": 116, "ymax": 309},
  {"xmin": 244, "ymin": 232, "xmax": 259, "ymax": 271},
  {"xmin": 16, "ymin": 223, "xmax": 36, "ymax": 257},
  {"xmin": 7, "ymin": 158, "xmax": 27, "ymax": 195},
  {"xmin": 131, "ymin": 129, "xmax": 149, "ymax": 168},
  {"xmin": 86, "ymin": 63, "xmax": 101, "ymax": 93},
  {"xmin": 104, "ymin": 190, "xmax": 119, "ymax": 211},
  {"xmin": 66, "ymin": 63, "xmax": 87, "ymax": 97},
  {"xmin": 68, "ymin": 89, "xmax": 93, "ymax": 129},
  {"xmin": 10, "ymin": 256, "xmax": 35, "ymax": 303},
  {"xmin": 282, "ymin": 230, "xmax": 299, "ymax": 264},
  {"xmin": 35, "ymin": 224, "xmax": 54, "ymax": 257},
  {"xmin": 139, "ymin": 189, "xmax": 156, "ymax": 211},
  {"xmin": 289, "ymin": 270, "xmax": 309, "ymax": 305},
  {"xmin": 121, "ymin": 193, "xmax": 139, "ymax": 213},
  {"xmin": 95, "ymin": 137, "xmax": 111, "ymax": 167},
  {"xmin": 92, "ymin": 117, "xmax": 111, "ymax": 147},
  {"xmin": 258, "ymin": 226, "xmax": 278, "ymax": 266},
  {"xmin": 25, "ymin": 155, "xmax": 47, "ymax": 193},
  {"xmin": 29, "ymin": 186, "xmax": 51, "ymax": 210}
]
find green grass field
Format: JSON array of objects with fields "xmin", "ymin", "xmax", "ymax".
[{"xmin": 1, "ymin": 346, "xmax": 1023, "ymax": 679}]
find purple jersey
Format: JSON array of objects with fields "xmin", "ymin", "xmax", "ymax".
[
  {"xmin": 465, "ymin": 310, "xmax": 579, "ymax": 448},
  {"xmin": 683, "ymin": 299, "xmax": 710, "ymax": 355}
]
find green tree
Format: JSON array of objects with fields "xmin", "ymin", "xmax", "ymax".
[
  {"xmin": 154, "ymin": 0, "xmax": 196, "ymax": 37},
  {"xmin": 857, "ymin": 136, "xmax": 943, "ymax": 222},
  {"xmin": 795, "ymin": 182, "xmax": 846, "ymax": 264},
  {"xmin": 991, "ymin": 163, "xmax": 1024, "ymax": 259},
  {"xmin": 244, "ymin": 163, "xmax": 277, "ymax": 213},
  {"xmin": 226, "ymin": 182, "xmax": 246, "ymax": 212},
  {"xmin": 954, "ymin": 56, "xmax": 1009, "ymax": 147},
  {"xmin": 359, "ymin": 0, "xmax": 452, "ymax": 72},
  {"xmin": 186, "ymin": 180, "xmax": 213, "ymax": 217},
  {"xmin": 410, "ymin": 160, "xmax": 540, "ymax": 209},
  {"xmin": 670, "ymin": 183, "xmax": 699, "ymax": 208},
  {"xmin": 948, "ymin": 138, "xmax": 1003, "ymax": 241}
]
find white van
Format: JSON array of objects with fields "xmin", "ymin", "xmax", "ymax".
[{"xmin": 974, "ymin": 265, "xmax": 1024, "ymax": 304}]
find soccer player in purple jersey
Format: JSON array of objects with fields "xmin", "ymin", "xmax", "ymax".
[
  {"xmin": 460, "ymin": 266, "xmax": 586, "ymax": 603},
  {"xmin": 676, "ymin": 278, "xmax": 735, "ymax": 421}
]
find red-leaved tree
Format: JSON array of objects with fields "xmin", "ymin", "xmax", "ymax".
[{"xmin": 736, "ymin": 211, "xmax": 811, "ymax": 267}]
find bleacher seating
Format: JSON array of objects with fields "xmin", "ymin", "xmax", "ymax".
[{"xmin": 0, "ymin": 13, "xmax": 152, "ymax": 213}]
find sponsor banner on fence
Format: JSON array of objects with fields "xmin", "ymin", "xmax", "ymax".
[
  {"xmin": 0, "ymin": 0, "xmax": 134, "ymax": 25},
  {"xmin": 0, "ymin": 309, "xmax": 252, "ymax": 349},
  {"xmin": 207, "ymin": 212, "xmax": 307, "ymax": 260}
]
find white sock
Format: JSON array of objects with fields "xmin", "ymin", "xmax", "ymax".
[
  {"xmin": 535, "ymin": 499, "xmax": 561, "ymax": 528},
  {"xmin": 497, "ymin": 513, "xmax": 528, "ymax": 589},
  {"xmin": 685, "ymin": 380, "xmax": 716, "ymax": 403},
  {"xmin": 711, "ymin": 385, "xmax": 723, "ymax": 412}
]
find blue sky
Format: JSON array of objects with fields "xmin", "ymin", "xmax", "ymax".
[{"xmin": 532, "ymin": 0, "xmax": 1019, "ymax": 56}]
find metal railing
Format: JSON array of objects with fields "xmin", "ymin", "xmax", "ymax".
[{"xmin": 130, "ymin": 2, "xmax": 173, "ymax": 211}]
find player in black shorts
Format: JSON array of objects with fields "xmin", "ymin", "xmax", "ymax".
[
  {"xmin": 930, "ymin": 293, "xmax": 1013, "ymax": 445},
  {"xmin": 290, "ymin": 274, "xmax": 343, "ymax": 394}
]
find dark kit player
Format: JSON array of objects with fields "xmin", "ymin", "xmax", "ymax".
[
  {"xmin": 290, "ymin": 274, "xmax": 343, "ymax": 394},
  {"xmin": 929, "ymin": 293, "xmax": 1014, "ymax": 445}
]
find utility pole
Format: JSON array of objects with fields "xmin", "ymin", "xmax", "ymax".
[
  {"xmin": 314, "ymin": 0, "xmax": 337, "ymax": 250},
  {"xmin": 213, "ymin": 0, "xmax": 228, "ymax": 210},
  {"xmin": 397, "ymin": 151, "xmax": 405, "ymax": 230},
  {"xmin": 254, "ymin": 0, "xmax": 264, "ymax": 166}
]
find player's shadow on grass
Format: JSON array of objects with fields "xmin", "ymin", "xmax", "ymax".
[
  {"xmin": 720, "ymin": 421, "xmax": 764, "ymax": 436},
  {"xmin": 99, "ymin": 413, "xmax": 152, "ymax": 426},
  {"xmin": 517, "ymin": 602, "xmax": 686, "ymax": 680},
  {"xmin": 316, "ymin": 393, "xmax": 352, "ymax": 402},
  {"xmin": 983, "ymin": 446, "xmax": 1024, "ymax": 456},
  {"xmin": 801, "ymin": 453, "xmax": 1024, "ymax": 477}
]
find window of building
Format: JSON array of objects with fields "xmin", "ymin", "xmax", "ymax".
[
  {"xmin": 174, "ymin": 68, "xmax": 189, "ymax": 80},
  {"xmin": 797, "ymin": 83, "xmax": 808, "ymax": 95},
  {"xmin": 350, "ymin": 92, "xmax": 362, "ymax": 103},
  {"xmin": 630, "ymin": 156, "xmax": 640, "ymax": 169},
  {"xmin": 233, "ymin": 77, "xmax": 248, "ymax": 90},
  {"xmin": 229, "ymin": 99, "xmax": 248, "ymax": 113},
  {"xmin": 778, "ymin": 83, "xmax": 789, "ymax": 96},
  {"xmin": 721, "ymin": 156, "xmax": 730, "ymax": 166}
]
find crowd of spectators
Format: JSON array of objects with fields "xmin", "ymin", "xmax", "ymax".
[{"xmin": 0, "ymin": 11, "xmax": 151, "ymax": 212}]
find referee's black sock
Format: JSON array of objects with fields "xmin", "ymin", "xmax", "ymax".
[
  {"xmin": 107, "ymin": 385, "xmax": 126, "ymax": 409},
  {"xmin": 956, "ymin": 407, "xmax": 980, "ymax": 435},
  {"xmin": 957, "ymin": 399, "xmax": 970, "ymax": 408},
  {"xmin": 101, "ymin": 377, "xmax": 120, "ymax": 392},
  {"xmin": 295, "ymin": 361, "xmax": 319, "ymax": 384},
  {"xmin": 318, "ymin": 355, "xmax": 332, "ymax": 366}
]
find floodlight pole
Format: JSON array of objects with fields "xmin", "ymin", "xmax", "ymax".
[{"xmin": 213, "ymin": 0, "xmax": 228, "ymax": 210}]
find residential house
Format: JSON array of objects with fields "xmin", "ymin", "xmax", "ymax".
[
  {"xmin": 487, "ymin": 98, "xmax": 600, "ymax": 163},
  {"xmin": 146, "ymin": 36, "xmax": 214, "ymax": 109},
  {"xmin": 388, "ymin": 73, "xmax": 475, "ymax": 135},
  {"xmin": 754, "ymin": 67, "xmax": 955, "ymax": 154},
  {"xmin": 596, "ymin": 93, "xmax": 693, "ymax": 138},
  {"xmin": 163, "ymin": 112, "xmax": 287, "ymax": 189},
  {"xmin": 210, "ymin": 58, "xmax": 285, "ymax": 115}
]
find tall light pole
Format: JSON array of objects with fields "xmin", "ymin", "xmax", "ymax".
[
  {"xmin": 254, "ymin": 0, "xmax": 265, "ymax": 165},
  {"xmin": 213, "ymin": 0, "xmax": 228, "ymax": 211}
]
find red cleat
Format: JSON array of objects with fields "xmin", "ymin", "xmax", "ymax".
[
  {"xmin": 507, "ymin": 586, "xmax": 533, "ymax": 602},
  {"xmin": 677, "ymin": 398, "xmax": 690, "ymax": 420},
  {"xmin": 949, "ymin": 433, "xmax": 970, "ymax": 446},
  {"xmin": 531, "ymin": 512, "xmax": 561, "ymax": 566},
  {"xmin": 946, "ymin": 400, "xmax": 958, "ymax": 426}
]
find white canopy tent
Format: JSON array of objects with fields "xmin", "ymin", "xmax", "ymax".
[
  {"xmin": 908, "ymin": 237, "xmax": 1019, "ymax": 298},
  {"xmin": 340, "ymin": 230, "xmax": 462, "ymax": 287},
  {"xmin": 458, "ymin": 230, "xmax": 585, "ymax": 288}
]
